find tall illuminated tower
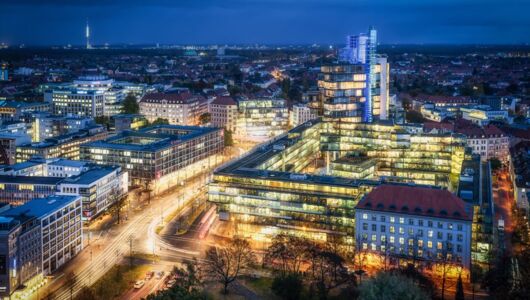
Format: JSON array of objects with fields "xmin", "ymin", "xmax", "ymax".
[{"xmin": 86, "ymin": 20, "xmax": 91, "ymax": 49}]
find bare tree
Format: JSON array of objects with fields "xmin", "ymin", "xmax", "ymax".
[
  {"xmin": 265, "ymin": 233, "xmax": 310, "ymax": 275},
  {"xmin": 309, "ymin": 246, "xmax": 355, "ymax": 300},
  {"xmin": 173, "ymin": 258, "xmax": 203, "ymax": 292},
  {"xmin": 202, "ymin": 237, "xmax": 256, "ymax": 294},
  {"xmin": 109, "ymin": 193, "xmax": 128, "ymax": 224}
]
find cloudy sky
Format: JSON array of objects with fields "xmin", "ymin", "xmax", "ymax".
[{"xmin": 1, "ymin": 0, "xmax": 529, "ymax": 45}]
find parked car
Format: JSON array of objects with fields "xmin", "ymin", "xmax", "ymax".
[
  {"xmin": 134, "ymin": 280, "xmax": 145, "ymax": 289},
  {"xmin": 155, "ymin": 271, "xmax": 164, "ymax": 280}
]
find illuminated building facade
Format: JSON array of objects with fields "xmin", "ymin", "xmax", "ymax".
[
  {"xmin": 209, "ymin": 96, "xmax": 238, "ymax": 132},
  {"xmin": 315, "ymin": 27, "xmax": 389, "ymax": 122},
  {"xmin": 139, "ymin": 92, "xmax": 208, "ymax": 125},
  {"xmin": 236, "ymin": 98, "xmax": 289, "ymax": 141},
  {"xmin": 47, "ymin": 89, "xmax": 105, "ymax": 118},
  {"xmin": 355, "ymin": 185, "xmax": 472, "ymax": 268},
  {"xmin": 16, "ymin": 125, "xmax": 107, "ymax": 162},
  {"xmin": 290, "ymin": 104, "xmax": 317, "ymax": 127},
  {"xmin": 209, "ymin": 118, "xmax": 466, "ymax": 243},
  {"xmin": 0, "ymin": 101, "xmax": 50, "ymax": 123},
  {"xmin": 80, "ymin": 125, "xmax": 224, "ymax": 194},
  {"xmin": 0, "ymin": 175, "xmax": 62, "ymax": 205},
  {"xmin": 1, "ymin": 195, "xmax": 83, "ymax": 276},
  {"xmin": 58, "ymin": 166, "xmax": 128, "ymax": 221}
]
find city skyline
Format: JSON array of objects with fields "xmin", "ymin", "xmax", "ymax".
[{"xmin": 1, "ymin": 0, "xmax": 530, "ymax": 46}]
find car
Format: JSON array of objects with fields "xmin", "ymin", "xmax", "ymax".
[
  {"xmin": 145, "ymin": 271, "xmax": 154, "ymax": 280},
  {"xmin": 134, "ymin": 280, "xmax": 145, "ymax": 289},
  {"xmin": 166, "ymin": 279, "xmax": 176, "ymax": 287},
  {"xmin": 155, "ymin": 271, "xmax": 164, "ymax": 280}
]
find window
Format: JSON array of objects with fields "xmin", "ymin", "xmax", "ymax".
[
  {"xmin": 371, "ymin": 235, "xmax": 377, "ymax": 242},
  {"xmin": 409, "ymin": 219, "xmax": 414, "ymax": 225},
  {"xmin": 399, "ymin": 237, "xmax": 404, "ymax": 245},
  {"xmin": 418, "ymin": 220, "xmax": 424, "ymax": 227},
  {"xmin": 447, "ymin": 233, "xmax": 453, "ymax": 241},
  {"xmin": 448, "ymin": 223, "xmax": 453, "ymax": 230},
  {"xmin": 399, "ymin": 217, "xmax": 405, "ymax": 224},
  {"xmin": 381, "ymin": 235, "xmax": 386, "ymax": 243},
  {"xmin": 380, "ymin": 216, "xmax": 386, "ymax": 222},
  {"xmin": 437, "ymin": 232, "xmax": 443, "ymax": 239},
  {"xmin": 428, "ymin": 230, "xmax": 433, "ymax": 238},
  {"xmin": 390, "ymin": 217, "xmax": 395, "ymax": 223},
  {"xmin": 372, "ymin": 224, "xmax": 377, "ymax": 231},
  {"xmin": 457, "ymin": 244, "xmax": 462, "ymax": 252},
  {"xmin": 390, "ymin": 236, "xmax": 395, "ymax": 243},
  {"xmin": 437, "ymin": 242, "xmax": 443, "ymax": 250},
  {"xmin": 408, "ymin": 239, "xmax": 414, "ymax": 246},
  {"xmin": 390, "ymin": 226, "xmax": 395, "ymax": 233},
  {"xmin": 437, "ymin": 222, "xmax": 443, "ymax": 229},
  {"xmin": 381, "ymin": 225, "xmax": 386, "ymax": 233},
  {"xmin": 362, "ymin": 223, "xmax": 368, "ymax": 230},
  {"xmin": 427, "ymin": 241, "xmax": 433, "ymax": 248},
  {"xmin": 457, "ymin": 224, "xmax": 463, "ymax": 231},
  {"xmin": 371, "ymin": 215, "xmax": 377, "ymax": 221},
  {"xmin": 418, "ymin": 229, "xmax": 423, "ymax": 237},
  {"xmin": 418, "ymin": 240, "xmax": 424, "ymax": 247},
  {"xmin": 399, "ymin": 227, "xmax": 405, "ymax": 234},
  {"xmin": 408, "ymin": 228, "xmax": 414, "ymax": 235},
  {"xmin": 362, "ymin": 213, "xmax": 368, "ymax": 220},
  {"xmin": 428, "ymin": 221, "xmax": 433, "ymax": 227},
  {"xmin": 457, "ymin": 234, "xmax": 463, "ymax": 242}
]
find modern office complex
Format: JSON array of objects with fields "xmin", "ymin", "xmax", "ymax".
[
  {"xmin": 1, "ymin": 195, "xmax": 83, "ymax": 278},
  {"xmin": 80, "ymin": 125, "xmax": 224, "ymax": 194},
  {"xmin": 47, "ymin": 89, "xmax": 105, "ymax": 118},
  {"xmin": 16, "ymin": 125, "xmax": 107, "ymax": 162},
  {"xmin": 236, "ymin": 98, "xmax": 289, "ymax": 141},
  {"xmin": 313, "ymin": 27, "xmax": 389, "ymax": 122},
  {"xmin": 355, "ymin": 185, "xmax": 473, "ymax": 268},
  {"xmin": 32, "ymin": 113, "xmax": 95, "ymax": 142},
  {"xmin": 139, "ymin": 92, "xmax": 208, "ymax": 125},
  {"xmin": 0, "ymin": 101, "xmax": 50, "ymax": 123},
  {"xmin": 209, "ymin": 118, "xmax": 466, "ymax": 243},
  {"xmin": 58, "ymin": 166, "xmax": 128, "ymax": 220},
  {"xmin": 0, "ymin": 175, "xmax": 63, "ymax": 205}
]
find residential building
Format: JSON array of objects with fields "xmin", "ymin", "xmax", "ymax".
[
  {"xmin": 58, "ymin": 166, "xmax": 128, "ymax": 220},
  {"xmin": 139, "ymin": 92, "xmax": 208, "ymax": 125},
  {"xmin": 209, "ymin": 96, "xmax": 238, "ymax": 132},
  {"xmin": 80, "ymin": 125, "xmax": 223, "ymax": 194},
  {"xmin": 16, "ymin": 125, "xmax": 107, "ymax": 162},
  {"xmin": 0, "ymin": 133, "xmax": 32, "ymax": 165},
  {"xmin": 1, "ymin": 195, "xmax": 83, "ymax": 276},
  {"xmin": 456, "ymin": 124, "xmax": 510, "ymax": 163},
  {"xmin": 290, "ymin": 104, "xmax": 317, "ymax": 127},
  {"xmin": 355, "ymin": 185, "xmax": 473, "ymax": 268},
  {"xmin": 510, "ymin": 141, "xmax": 530, "ymax": 210}
]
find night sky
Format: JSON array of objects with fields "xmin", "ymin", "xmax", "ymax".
[{"xmin": 1, "ymin": 0, "xmax": 529, "ymax": 46}]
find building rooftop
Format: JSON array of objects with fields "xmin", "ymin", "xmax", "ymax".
[
  {"xmin": 211, "ymin": 96, "xmax": 237, "ymax": 106},
  {"xmin": 48, "ymin": 159, "xmax": 89, "ymax": 168},
  {"xmin": 0, "ymin": 100, "xmax": 48, "ymax": 109},
  {"xmin": 140, "ymin": 92, "xmax": 204, "ymax": 104},
  {"xmin": 357, "ymin": 184, "xmax": 472, "ymax": 221},
  {"xmin": 82, "ymin": 124, "xmax": 220, "ymax": 152},
  {"xmin": 0, "ymin": 175, "xmax": 63, "ymax": 185},
  {"xmin": 1, "ymin": 195, "xmax": 80, "ymax": 220},
  {"xmin": 60, "ymin": 166, "xmax": 119, "ymax": 185}
]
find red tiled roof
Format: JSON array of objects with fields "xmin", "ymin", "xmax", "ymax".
[
  {"xmin": 357, "ymin": 185, "xmax": 471, "ymax": 221},
  {"xmin": 211, "ymin": 96, "xmax": 237, "ymax": 106},
  {"xmin": 140, "ymin": 92, "xmax": 204, "ymax": 104}
]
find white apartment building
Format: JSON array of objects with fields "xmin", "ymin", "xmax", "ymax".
[
  {"xmin": 290, "ymin": 104, "xmax": 317, "ymax": 127},
  {"xmin": 139, "ymin": 92, "xmax": 208, "ymax": 125},
  {"xmin": 355, "ymin": 185, "xmax": 473, "ymax": 268},
  {"xmin": 456, "ymin": 124, "xmax": 510, "ymax": 163},
  {"xmin": 58, "ymin": 166, "xmax": 128, "ymax": 221},
  {"xmin": 209, "ymin": 96, "xmax": 238, "ymax": 132}
]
